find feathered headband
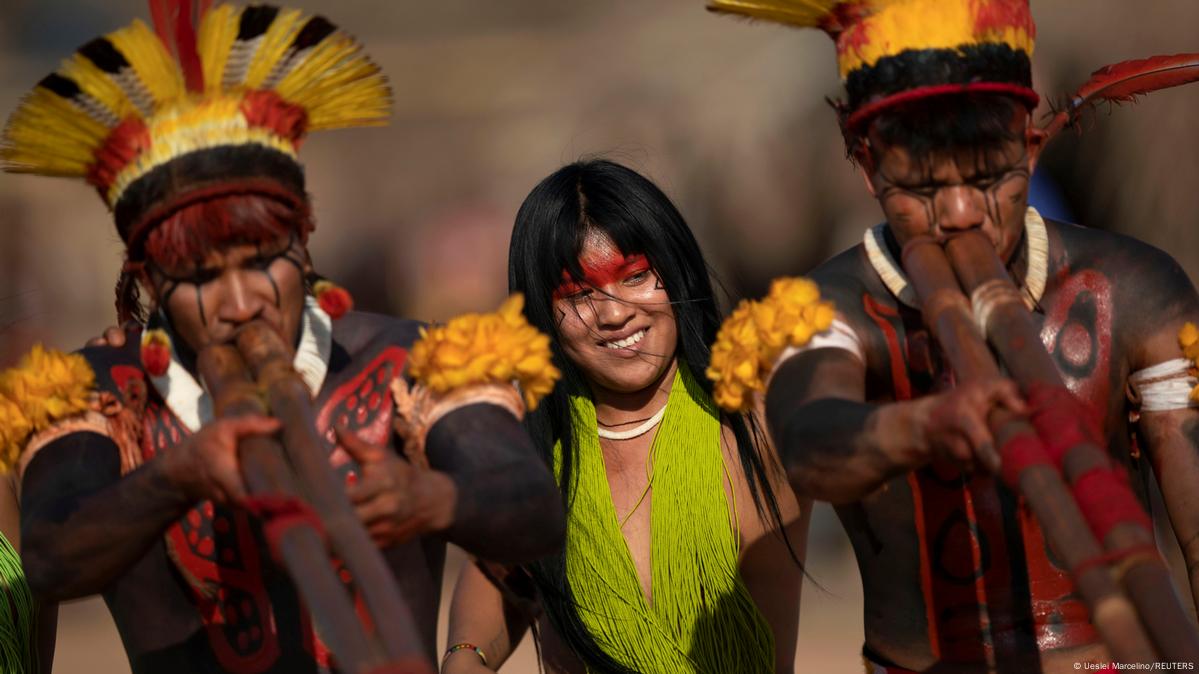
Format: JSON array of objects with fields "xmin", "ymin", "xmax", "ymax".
[{"xmin": 0, "ymin": 0, "xmax": 391, "ymax": 253}]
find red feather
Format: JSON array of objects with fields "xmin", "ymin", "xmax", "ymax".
[
  {"xmin": 1043, "ymin": 53, "xmax": 1199, "ymax": 138},
  {"xmin": 148, "ymin": 0, "xmax": 174, "ymax": 56},
  {"xmin": 146, "ymin": 0, "xmax": 205, "ymax": 92},
  {"xmin": 172, "ymin": 0, "xmax": 205, "ymax": 93}
]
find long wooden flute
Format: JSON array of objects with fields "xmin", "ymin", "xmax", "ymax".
[
  {"xmin": 199, "ymin": 323, "xmax": 434, "ymax": 674},
  {"xmin": 928, "ymin": 230, "xmax": 1199, "ymax": 664},
  {"xmin": 900, "ymin": 234, "xmax": 1161, "ymax": 665}
]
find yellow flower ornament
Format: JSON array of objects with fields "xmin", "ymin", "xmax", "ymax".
[
  {"xmin": 708, "ymin": 277, "xmax": 835, "ymax": 412},
  {"xmin": 407, "ymin": 294, "xmax": 559, "ymax": 411},
  {"xmin": 392, "ymin": 294, "xmax": 560, "ymax": 468},
  {"xmin": 1178, "ymin": 322, "xmax": 1199, "ymax": 402},
  {"xmin": 0, "ymin": 345, "xmax": 95, "ymax": 471}
]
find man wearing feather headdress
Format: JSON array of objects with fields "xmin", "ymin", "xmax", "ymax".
[
  {"xmin": 708, "ymin": 0, "xmax": 1199, "ymax": 671},
  {"xmin": 0, "ymin": 2, "xmax": 564, "ymax": 673}
]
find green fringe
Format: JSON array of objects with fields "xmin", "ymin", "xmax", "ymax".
[
  {"xmin": 0, "ymin": 531, "xmax": 34, "ymax": 673},
  {"xmin": 557, "ymin": 364, "xmax": 774, "ymax": 673}
]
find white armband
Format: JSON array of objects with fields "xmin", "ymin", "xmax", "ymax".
[
  {"xmin": 774, "ymin": 317, "xmax": 866, "ymax": 371},
  {"xmin": 1129, "ymin": 358, "xmax": 1198, "ymax": 412}
]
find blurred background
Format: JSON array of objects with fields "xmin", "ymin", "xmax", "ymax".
[{"xmin": 1, "ymin": 1, "xmax": 1197, "ymax": 672}]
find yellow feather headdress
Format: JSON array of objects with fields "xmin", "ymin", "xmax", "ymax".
[{"xmin": 1, "ymin": 1, "xmax": 391, "ymax": 244}]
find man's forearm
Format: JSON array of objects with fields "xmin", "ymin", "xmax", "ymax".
[
  {"xmin": 21, "ymin": 434, "xmax": 193, "ymax": 600},
  {"xmin": 427, "ymin": 405, "xmax": 565, "ymax": 563},
  {"xmin": 767, "ymin": 393, "xmax": 924, "ymax": 504}
]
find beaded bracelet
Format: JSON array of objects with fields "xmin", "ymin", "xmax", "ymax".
[{"xmin": 442, "ymin": 642, "xmax": 488, "ymax": 669}]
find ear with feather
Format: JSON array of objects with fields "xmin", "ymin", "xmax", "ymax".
[{"xmin": 1042, "ymin": 53, "xmax": 1199, "ymax": 140}]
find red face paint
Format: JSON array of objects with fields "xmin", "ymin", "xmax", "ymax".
[{"xmin": 553, "ymin": 252, "xmax": 652, "ymax": 300}]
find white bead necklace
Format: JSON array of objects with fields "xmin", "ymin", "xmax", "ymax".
[{"xmin": 596, "ymin": 404, "xmax": 668, "ymax": 441}]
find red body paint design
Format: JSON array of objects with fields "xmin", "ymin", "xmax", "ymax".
[
  {"xmin": 1040, "ymin": 269, "xmax": 1113, "ymax": 430},
  {"xmin": 863, "ymin": 295, "xmax": 912, "ymax": 401},
  {"xmin": 140, "ymin": 345, "xmax": 406, "ymax": 672},
  {"xmin": 110, "ymin": 364, "xmax": 145, "ymax": 394},
  {"xmin": 552, "ymin": 252, "xmax": 651, "ymax": 299},
  {"xmin": 864, "ymin": 290, "xmax": 1099, "ymax": 662},
  {"xmin": 142, "ymin": 400, "xmax": 279, "ymax": 673}
]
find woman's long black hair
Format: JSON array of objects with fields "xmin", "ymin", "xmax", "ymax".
[{"xmin": 508, "ymin": 159, "xmax": 796, "ymax": 673}]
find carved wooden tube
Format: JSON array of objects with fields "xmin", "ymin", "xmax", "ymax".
[
  {"xmin": 197, "ymin": 344, "xmax": 384, "ymax": 673},
  {"xmin": 900, "ymin": 235, "xmax": 1158, "ymax": 665},
  {"xmin": 232, "ymin": 321, "xmax": 433, "ymax": 673},
  {"xmin": 940, "ymin": 230, "xmax": 1199, "ymax": 664}
]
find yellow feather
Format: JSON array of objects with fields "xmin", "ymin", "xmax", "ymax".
[
  {"xmin": 108, "ymin": 20, "xmax": 184, "ymax": 108},
  {"xmin": 60, "ymin": 54, "xmax": 136, "ymax": 122},
  {"xmin": 243, "ymin": 8, "xmax": 305, "ymax": 89},
  {"xmin": 198, "ymin": 3, "xmax": 240, "ymax": 94},
  {"xmin": 305, "ymin": 80, "xmax": 391, "ymax": 129},
  {"xmin": 18, "ymin": 92, "xmax": 109, "ymax": 145},
  {"xmin": 274, "ymin": 34, "xmax": 358, "ymax": 98},
  {"xmin": 3, "ymin": 4, "xmax": 394, "ymax": 188},
  {"xmin": 836, "ymin": 0, "xmax": 1032, "ymax": 77},
  {"xmin": 2, "ymin": 89, "xmax": 109, "ymax": 176},
  {"xmin": 275, "ymin": 31, "xmax": 391, "ymax": 128},
  {"xmin": 288, "ymin": 61, "xmax": 380, "ymax": 106}
]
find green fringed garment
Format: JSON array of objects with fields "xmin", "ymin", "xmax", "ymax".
[
  {"xmin": 557, "ymin": 364, "xmax": 774, "ymax": 673},
  {"xmin": 0, "ymin": 530, "xmax": 35, "ymax": 673}
]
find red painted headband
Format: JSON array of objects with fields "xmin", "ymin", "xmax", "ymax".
[
  {"xmin": 553, "ymin": 253, "xmax": 651, "ymax": 299},
  {"xmin": 845, "ymin": 82, "xmax": 1041, "ymax": 133}
]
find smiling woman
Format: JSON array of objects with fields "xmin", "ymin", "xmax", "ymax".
[{"xmin": 444, "ymin": 159, "xmax": 810, "ymax": 674}]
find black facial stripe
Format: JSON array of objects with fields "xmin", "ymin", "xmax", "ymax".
[
  {"xmin": 985, "ymin": 188, "xmax": 1001, "ymax": 229},
  {"xmin": 264, "ymin": 268, "xmax": 281, "ymax": 308},
  {"xmin": 195, "ymin": 284, "xmax": 207, "ymax": 327},
  {"xmin": 878, "ymin": 183, "xmax": 938, "ymax": 231},
  {"xmin": 159, "ymin": 280, "xmax": 180, "ymax": 308},
  {"xmin": 281, "ymin": 252, "xmax": 305, "ymax": 276}
]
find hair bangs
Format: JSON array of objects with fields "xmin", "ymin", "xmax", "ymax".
[
  {"xmin": 143, "ymin": 193, "xmax": 312, "ymax": 271},
  {"xmin": 862, "ymin": 93, "xmax": 1027, "ymax": 169}
]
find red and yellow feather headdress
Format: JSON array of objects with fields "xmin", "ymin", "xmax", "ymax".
[
  {"xmin": 1, "ymin": 0, "xmax": 390, "ymax": 251},
  {"xmin": 708, "ymin": 0, "xmax": 1039, "ymax": 131}
]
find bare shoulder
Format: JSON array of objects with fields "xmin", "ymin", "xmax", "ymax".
[
  {"xmin": 1049, "ymin": 219, "xmax": 1195, "ymax": 295},
  {"xmin": 809, "ymin": 243, "xmax": 876, "ymax": 322},
  {"xmin": 1047, "ymin": 219, "xmax": 1199, "ymax": 346},
  {"xmin": 807, "ymin": 239, "xmax": 906, "ymax": 372},
  {"xmin": 330, "ymin": 310, "xmax": 426, "ymax": 355}
]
